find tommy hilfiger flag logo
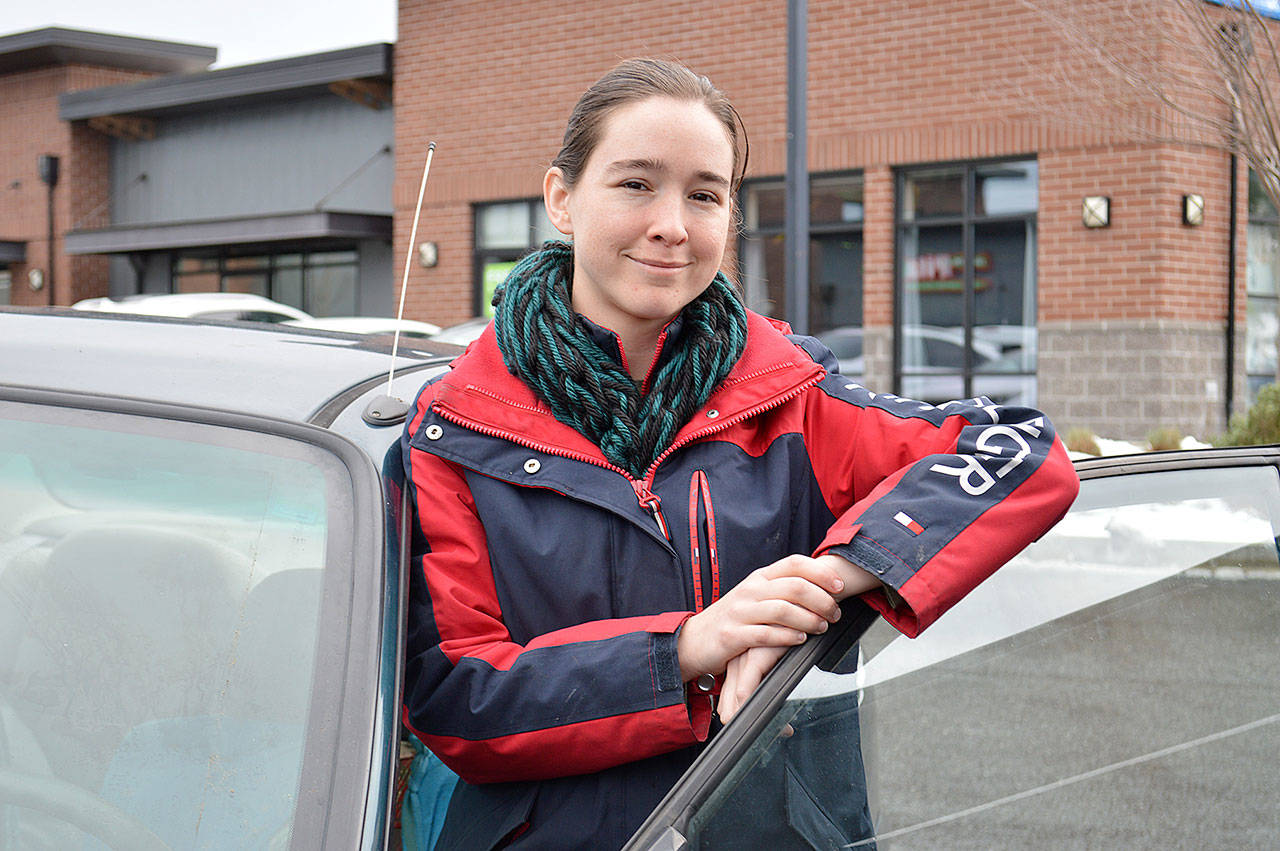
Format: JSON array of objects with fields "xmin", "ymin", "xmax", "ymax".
[{"xmin": 894, "ymin": 511, "xmax": 924, "ymax": 535}]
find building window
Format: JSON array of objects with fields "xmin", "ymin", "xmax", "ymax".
[
  {"xmin": 740, "ymin": 173, "xmax": 864, "ymax": 372},
  {"xmin": 0, "ymin": 270, "xmax": 10, "ymax": 306},
  {"xmin": 171, "ymin": 249, "xmax": 358, "ymax": 317},
  {"xmin": 895, "ymin": 159, "xmax": 1038, "ymax": 406},
  {"xmin": 1247, "ymin": 171, "xmax": 1280, "ymax": 401},
  {"xmin": 474, "ymin": 199, "xmax": 558, "ymax": 317}
]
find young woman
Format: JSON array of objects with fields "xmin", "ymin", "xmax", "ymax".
[{"xmin": 401, "ymin": 59, "xmax": 1078, "ymax": 849}]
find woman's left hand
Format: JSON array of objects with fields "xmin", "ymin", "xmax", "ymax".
[{"xmin": 715, "ymin": 553, "xmax": 882, "ymax": 723}]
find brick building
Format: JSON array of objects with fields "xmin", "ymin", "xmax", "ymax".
[
  {"xmin": 0, "ymin": 28, "xmax": 215, "ymax": 307},
  {"xmin": 5, "ymin": 5, "xmax": 1276, "ymax": 441},
  {"xmin": 392, "ymin": 0, "xmax": 1275, "ymax": 440},
  {"xmin": 0, "ymin": 27, "xmax": 395, "ymax": 319}
]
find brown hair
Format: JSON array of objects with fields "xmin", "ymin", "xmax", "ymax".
[{"xmin": 551, "ymin": 58, "xmax": 749, "ymax": 193}]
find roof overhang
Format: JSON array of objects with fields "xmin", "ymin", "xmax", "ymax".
[
  {"xmin": 59, "ymin": 43, "xmax": 391, "ymax": 121},
  {"xmin": 0, "ymin": 240, "xmax": 26, "ymax": 264},
  {"xmin": 64, "ymin": 211, "xmax": 391, "ymax": 255},
  {"xmin": 0, "ymin": 27, "xmax": 215, "ymax": 75}
]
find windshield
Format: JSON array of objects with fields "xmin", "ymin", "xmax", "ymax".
[
  {"xmin": 0, "ymin": 400, "xmax": 351, "ymax": 848},
  {"xmin": 668, "ymin": 463, "xmax": 1280, "ymax": 848}
]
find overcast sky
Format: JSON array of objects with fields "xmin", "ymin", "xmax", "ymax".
[{"xmin": 7, "ymin": 0, "xmax": 397, "ymax": 68}]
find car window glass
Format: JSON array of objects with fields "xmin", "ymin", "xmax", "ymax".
[
  {"xmin": 674, "ymin": 464, "xmax": 1280, "ymax": 849},
  {"xmin": 0, "ymin": 401, "xmax": 349, "ymax": 849}
]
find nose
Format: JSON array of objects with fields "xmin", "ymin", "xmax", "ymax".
[{"xmin": 647, "ymin": 191, "xmax": 688, "ymax": 245}]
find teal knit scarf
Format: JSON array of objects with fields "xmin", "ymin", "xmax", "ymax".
[{"xmin": 492, "ymin": 241, "xmax": 747, "ymax": 478}]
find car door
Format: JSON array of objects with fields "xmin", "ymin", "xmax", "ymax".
[
  {"xmin": 0, "ymin": 386, "xmax": 394, "ymax": 850},
  {"xmin": 627, "ymin": 447, "xmax": 1280, "ymax": 849}
]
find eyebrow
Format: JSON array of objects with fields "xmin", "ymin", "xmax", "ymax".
[{"xmin": 604, "ymin": 158, "xmax": 731, "ymax": 188}]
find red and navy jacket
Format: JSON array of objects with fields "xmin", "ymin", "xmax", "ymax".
[{"xmin": 400, "ymin": 310, "xmax": 1079, "ymax": 848}]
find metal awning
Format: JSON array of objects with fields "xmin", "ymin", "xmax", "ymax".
[{"xmin": 64, "ymin": 211, "xmax": 390, "ymax": 255}]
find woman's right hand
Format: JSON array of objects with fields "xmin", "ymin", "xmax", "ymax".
[{"xmin": 676, "ymin": 554, "xmax": 845, "ymax": 684}]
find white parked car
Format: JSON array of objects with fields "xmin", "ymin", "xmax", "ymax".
[
  {"xmin": 71, "ymin": 293, "xmax": 312, "ymax": 324},
  {"xmin": 284, "ymin": 316, "xmax": 442, "ymax": 338}
]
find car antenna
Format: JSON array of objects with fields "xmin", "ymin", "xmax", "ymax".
[{"xmin": 363, "ymin": 141, "xmax": 436, "ymax": 426}]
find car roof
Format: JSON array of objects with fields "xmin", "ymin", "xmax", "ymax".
[
  {"xmin": 1, "ymin": 307, "xmax": 458, "ymax": 425},
  {"xmin": 72, "ymin": 292, "xmax": 313, "ymax": 319}
]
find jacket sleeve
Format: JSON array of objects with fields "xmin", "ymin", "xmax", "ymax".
[
  {"xmin": 802, "ymin": 377, "xmax": 1079, "ymax": 637},
  {"xmin": 399, "ymin": 395, "xmax": 711, "ymax": 785}
]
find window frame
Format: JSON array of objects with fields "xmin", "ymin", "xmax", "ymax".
[
  {"xmin": 472, "ymin": 198, "xmax": 557, "ymax": 318},
  {"xmin": 1246, "ymin": 169, "xmax": 1280, "ymax": 401},
  {"xmin": 736, "ymin": 170, "xmax": 866, "ymax": 334},
  {"xmin": 0, "ymin": 383, "xmax": 392, "ymax": 850},
  {"xmin": 893, "ymin": 157, "xmax": 1038, "ymax": 403},
  {"xmin": 169, "ymin": 247, "xmax": 360, "ymax": 316}
]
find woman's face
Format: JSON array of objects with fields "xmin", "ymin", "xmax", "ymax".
[{"xmin": 544, "ymin": 96, "xmax": 735, "ymax": 336}]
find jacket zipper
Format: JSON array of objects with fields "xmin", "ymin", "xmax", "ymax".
[
  {"xmin": 638, "ymin": 367, "xmax": 826, "ymax": 479},
  {"xmin": 688, "ymin": 470, "xmax": 721, "ymax": 611},
  {"xmin": 433, "ymin": 365, "xmax": 825, "ymax": 543}
]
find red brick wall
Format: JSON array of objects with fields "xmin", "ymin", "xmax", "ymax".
[
  {"xmin": 1039, "ymin": 143, "xmax": 1237, "ymax": 324},
  {"xmin": 395, "ymin": 0, "xmax": 1251, "ymax": 344},
  {"xmin": 0, "ymin": 63, "xmax": 150, "ymax": 306}
]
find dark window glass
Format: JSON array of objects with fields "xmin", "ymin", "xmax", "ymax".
[
  {"xmin": 740, "ymin": 174, "xmax": 864, "ymax": 363},
  {"xmin": 170, "ymin": 249, "xmax": 359, "ymax": 318},
  {"xmin": 474, "ymin": 200, "xmax": 557, "ymax": 317},
  {"xmin": 974, "ymin": 161, "xmax": 1038, "ymax": 217},
  {"xmin": 896, "ymin": 160, "xmax": 1037, "ymax": 406},
  {"xmin": 811, "ymin": 176, "xmax": 865, "ymax": 225},
  {"xmin": 1247, "ymin": 170, "xmax": 1280, "ymax": 402},
  {"xmin": 902, "ymin": 169, "xmax": 964, "ymax": 221}
]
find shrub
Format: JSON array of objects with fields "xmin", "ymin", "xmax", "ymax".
[
  {"xmin": 1146, "ymin": 426, "xmax": 1183, "ymax": 452},
  {"xmin": 1065, "ymin": 426, "xmax": 1101, "ymax": 456},
  {"xmin": 1215, "ymin": 383, "xmax": 1280, "ymax": 447}
]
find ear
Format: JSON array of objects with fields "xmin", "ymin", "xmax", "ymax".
[{"xmin": 543, "ymin": 167, "xmax": 574, "ymax": 236}]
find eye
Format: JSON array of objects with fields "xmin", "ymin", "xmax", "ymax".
[
  {"xmin": 620, "ymin": 179, "xmax": 649, "ymax": 191},
  {"xmin": 690, "ymin": 190, "xmax": 721, "ymax": 204}
]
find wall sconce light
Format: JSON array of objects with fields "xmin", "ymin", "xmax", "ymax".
[
  {"xmin": 418, "ymin": 241, "xmax": 438, "ymax": 268},
  {"xmin": 1082, "ymin": 196, "xmax": 1110, "ymax": 228},
  {"xmin": 1182, "ymin": 193, "xmax": 1204, "ymax": 226}
]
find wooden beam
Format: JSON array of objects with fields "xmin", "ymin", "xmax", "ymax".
[
  {"xmin": 329, "ymin": 78, "xmax": 392, "ymax": 110},
  {"xmin": 87, "ymin": 115, "xmax": 156, "ymax": 141}
]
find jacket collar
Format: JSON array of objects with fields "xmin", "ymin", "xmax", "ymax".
[{"xmin": 431, "ymin": 311, "xmax": 826, "ymax": 468}]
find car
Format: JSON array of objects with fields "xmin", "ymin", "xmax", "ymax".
[
  {"xmin": 816, "ymin": 324, "xmax": 1034, "ymax": 406},
  {"xmin": 283, "ymin": 316, "xmax": 442, "ymax": 338},
  {"xmin": 429, "ymin": 316, "xmax": 490, "ymax": 346},
  {"xmin": 3, "ymin": 306, "xmax": 1277, "ymax": 848},
  {"xmin": 71, "ymin": 292, "xmax": 313, "ymax": 324},
  {"xmin": 0, "ymin": 306, "xmax": 457, "ymax": 849}
]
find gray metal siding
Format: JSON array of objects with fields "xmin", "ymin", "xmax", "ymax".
[{"xmin": 110, "ymin": 94, "xmax": 392, "ymax": 224}]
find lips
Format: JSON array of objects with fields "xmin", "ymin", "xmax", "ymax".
[{"xmin": 628, "ymin": 256, "xmax": 690, "ymax": 270}]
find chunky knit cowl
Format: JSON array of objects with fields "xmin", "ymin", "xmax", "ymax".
[{"xmin": 492, "ymin": 241, "xmax": 747, "ymax": 478}]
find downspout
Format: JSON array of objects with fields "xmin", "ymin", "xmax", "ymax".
[
  {"xmin": 1226, "ymin": 153, "xmax": 1238, "ymax": 425},
  {"xmin": 785, "ymin": 0, "xmax": 809, "ymax": 335}
]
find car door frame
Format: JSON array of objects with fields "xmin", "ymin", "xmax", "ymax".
[
  {"xmin": 0, "ymin": 383, "xmax": 392, "ymax": 850},
  {"xmin": 624, "ymin": 444, "xmax": 1280, "ymax": 850}
]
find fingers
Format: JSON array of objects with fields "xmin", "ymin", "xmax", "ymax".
[
  {"xmin": 759, "ymin": 553, "xmax": 846, "ymax": 595},
  {"xmin": 718, "ymin": 645, "xmax": 789, "ymax": 723},
  {"xmin": 680, "ymin": 555, "xmax": 846, "ymax": 682}
]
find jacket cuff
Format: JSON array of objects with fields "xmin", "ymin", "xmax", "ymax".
[{"xmin": 650, "ymin": 614, "xmax": 693, "ymax": 696}]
